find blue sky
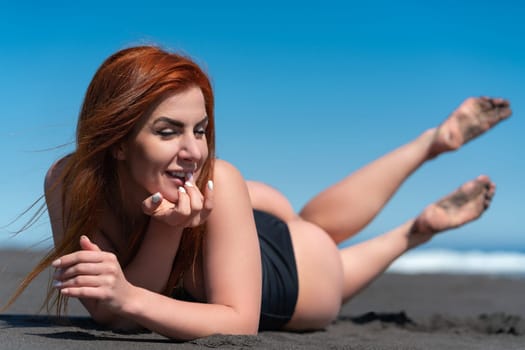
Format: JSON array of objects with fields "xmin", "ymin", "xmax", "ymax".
[{"xmin": 1, "ymin": 1, "xmax": 523, "ymax": 251}]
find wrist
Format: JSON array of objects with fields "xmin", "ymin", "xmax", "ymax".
[
  {"xmin": 118, "ymin": 284, "xmax": 144, "ymax": 318},
  {"xmin": 148, "ymin": 218, "xmax": 185, "ymax": 238}
]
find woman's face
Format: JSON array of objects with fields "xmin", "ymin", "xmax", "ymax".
[{"xmin": 118, "ymin": 86, "xmax": 209, "ymax": 204}]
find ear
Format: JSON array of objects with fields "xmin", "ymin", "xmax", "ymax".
[{"xmin": 112, "ymin": 142, "xmax": 127, "ymax": 160}]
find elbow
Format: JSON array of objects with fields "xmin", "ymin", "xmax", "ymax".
[
  {"xmin": 240, "ymin": 318, "xmax": 259, "ymax": 335},
  {"xmin": 228, "ymin": 313, "xmax": 259, "ymax": 336},
  {"xmin": 233, "ymin": 306, "xmax": 260, "ymax": 335},
  {"xmin": 229, "ymin": 324, "xmax": 258, "ymax": 337},
  {"xmin": 243, "ymin": 327, "xmax": 258, "ymax": 336}
]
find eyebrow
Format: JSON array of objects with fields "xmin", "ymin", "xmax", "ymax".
[{"xmin": 153, "ymin": 116, "xmax": 209, "ymax": 127}]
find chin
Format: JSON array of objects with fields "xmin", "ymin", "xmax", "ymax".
[{"xmin": 160, "ymin": 190, "xmax": 181, "ymax": 204}]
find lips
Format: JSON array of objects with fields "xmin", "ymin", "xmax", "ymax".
[{"xmin": 166, "ymin": 170, "xmax": 193, "ymax": 183}]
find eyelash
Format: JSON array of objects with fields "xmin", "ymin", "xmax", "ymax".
[
  {"xmin": 156, "ymin": 127, "xmax": 207, "ymax": 137},
  {"xmin": 195, "ymin": 127, "xmax": 207, "ymax": 135}
]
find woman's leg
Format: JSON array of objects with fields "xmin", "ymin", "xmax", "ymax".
[
  {"xmin": 246, "ymin": 175, "xmax": 495, "ymax": 329},
  {"xmin": 339, "ymin": 175, "xmax": 495, "ymax": 302},
  {"xmin": 248, "ymin": 175, "xmax": 495, "ymax": 329},
  {"xmin": 300, "ymin": 97, "xmax": 511, "ymax": 243}
]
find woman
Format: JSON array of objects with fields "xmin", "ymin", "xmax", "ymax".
[{"xmin": 7, "ymin": 45, "xmax": 511, "ymax": 340}]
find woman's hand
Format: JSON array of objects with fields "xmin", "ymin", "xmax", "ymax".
[
  {"xmin": 142, "ymin": 180, "xmax": 214, "ymax": 228},
  {"xmin": 52, "ymin": 235, "xmax": 134, "ymax": 314}
]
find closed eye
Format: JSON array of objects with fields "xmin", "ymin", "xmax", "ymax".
[
  {"xmin": 153, "ymin": 116, "xmax": 208, "ymax": 138},
  {"xmin": 156, "ymin": 128, "xmax": 181, "ymax": 137},
  {"xmin": 194, "ymin": 118, "xmax": 209, "ymax": 138},
  {"xmin": 195, "ymin": 126, "xmax": 207, "ymax": 136}
]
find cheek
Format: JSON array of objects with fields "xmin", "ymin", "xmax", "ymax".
[
  {"xmin": 134, "ymin": 138, "xmax": 175, "ymax": 165},
  {"xmin": 141, "ymin": 148, "xmax": 169, "ymax": 166},
  {"xmin": 127, "ymin": 144, "xmax": 168, "ymax": 179},
  {"xmin": 201, "ymin": 143, "xmax": 209, "ymax": 160}
]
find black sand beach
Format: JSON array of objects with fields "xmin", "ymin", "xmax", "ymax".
[{"xmin": 1, "ymin": 249, "xmax": 524, "ymax": 349}]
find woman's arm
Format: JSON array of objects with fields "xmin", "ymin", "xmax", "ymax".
[
  {"xmin": 46, "ymin": 160, "xmax": 198, "ymax": 327},
  {"xmin": 116, "ymin": 160, "xmax": 262, "ymax": 338},
  {"xmin": 50, "ymin": 159, "xmax": 262, "ymax": 339}
]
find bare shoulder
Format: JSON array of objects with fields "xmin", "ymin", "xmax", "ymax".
[
  {"xmin": 212, "ymin": 159, "xmax": 245, "ymax": 185},
  {"xmin": 44, "ymin": 155, "xmax": 118, "ymax": 253},
  {"xmin": 209, "ymin": 159, "xmax": 253, "ymax": 213},
  {"xmin": 44, "ymin": 156, "xmax": 70, "ymax": 245},
  {"xmin": 44, "ymin": 156, "xmax": 70, "ymax": 192},
  {"xmin": 206, "ymin": 157, "xmax": 257, "ymax": 252}
]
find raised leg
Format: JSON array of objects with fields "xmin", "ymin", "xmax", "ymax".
[
  {"xmin": 299, "ymin": 97, "xmax": 511, "ymax": 243},
  {"xmin": 339, "ymin": 176, "xmax": 495, "ymax": 302}
]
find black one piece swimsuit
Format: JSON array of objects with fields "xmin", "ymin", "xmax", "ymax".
[
  {"xmin": 172, "ymin": 209, "xmax": 299, "ymax": 331},
  {"xmin": 254, "ymin": 209, "xmax": 299, "ymax": 331}
]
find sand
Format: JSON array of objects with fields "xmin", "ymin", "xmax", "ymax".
[{"xmin": 1, "ymin": 249, "xmax": 524, "ymax": 349}]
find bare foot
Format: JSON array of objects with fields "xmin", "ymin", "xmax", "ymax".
[
  {"xmin": 428, "ymin": 97, "xmax": 512, "ymax": 158},
  {"xmin": 410, "ymin": 175, "xmax": 495, "ymax": 245}
]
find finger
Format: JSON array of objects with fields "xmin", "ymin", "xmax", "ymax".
[
  {"xmin": 203, "ymin": 180, "xmax": 214, "ymax": 211},
  {"xmin": 59, "ymin": 286, "xmax": 106, "ymax": 299},
  {"xmin": 184, "ymin": 173, "xmax": 203, "ymax": 202},
  {"xmin": 54, "ymin": 275, "xmax": 103, "ymax": 289},
  {"xmin": 175, "ymin": 186, "xmax": 191, "ymax": 216},
  {"xmin": 79, "ymin": 235, "xmax": 102, "ymax": 252},
  {"xmin": 54, "ymin": 262, "xmax": 106, "ymax": 281},
  {"xmin": 51, "ymin": 250, "xmax": 104, "ymax": 268},
  {"xmin": 142, "ymin": 192, "xmax": 164, "ymax": 216},
  {"xmin": 184, "ymin": 181, "xmax": 204, "ymax": 211},
  {"xmin": 191, "ymin": 180, "xmax": 214, "ymax": 226}
]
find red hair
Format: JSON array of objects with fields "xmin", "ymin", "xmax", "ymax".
[{"xmin": 6, "ymin": 45, "xmax": 215, "ymax": 313}]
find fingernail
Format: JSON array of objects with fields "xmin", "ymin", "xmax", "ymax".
[
  {"xmin": 207, "ymin": 180, "xmax": 214, "ymax": 191},
  {"xmin": 53, "ymin": 268, "xmax": 63, "ymax": 278},
  {"xmin": 185, "ymin": 181, "xmax": 194, "ymax": 187},
  {"xmin": 81, "ymin": 235, "xmax": 88, "ymax": 241},
  {"xmin": 51, "ymin": 259, "xmax": 61, "ymax": 267},
  {"xmin": 152, "ymin": 192, "xmax": 161, "ymax": 204},
  {"xmin": 52, "ymin": 280, "xmax": 62, "ymax": 288},
  {"xmin": 179, "ymin": 187, "xmax": 187, "ymax": 193},
  {"xmin": 186, "ymin": 172, "xmax": 194, "ymax": 182}
]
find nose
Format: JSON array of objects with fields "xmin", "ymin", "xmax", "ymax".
[{"xmin": 178, "ymin": 133, "xmax": 203, "ymax": 163}]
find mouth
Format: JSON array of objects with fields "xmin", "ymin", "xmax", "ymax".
[{"xmin": 166, "ymin": 170, "xmax": 194, "ymax": 184}]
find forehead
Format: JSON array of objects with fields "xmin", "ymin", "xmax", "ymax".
[{"xmin": 148, "ymin": 86, "xmax": 206, "ymax": 121}]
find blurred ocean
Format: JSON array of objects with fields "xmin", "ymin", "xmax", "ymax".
[{"xmin": 388, "ymin": 248, "xmax": 525, "ymax": 276}]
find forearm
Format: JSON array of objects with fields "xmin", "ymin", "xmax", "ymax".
[{"xmin": 121, "ymin": 286, "xmax": 258, "ymax": 340}]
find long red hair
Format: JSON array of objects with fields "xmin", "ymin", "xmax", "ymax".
[{"xmin": 5, "ymin": 45, "xmax": 216, "ymax": 313}]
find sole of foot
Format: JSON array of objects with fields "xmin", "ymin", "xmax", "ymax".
[{"xmin": 430, "ymin": 97, "xmax": 512, "ymax": 157}]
